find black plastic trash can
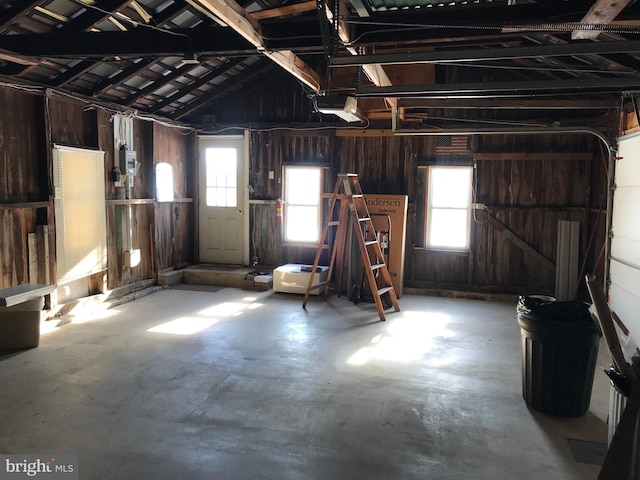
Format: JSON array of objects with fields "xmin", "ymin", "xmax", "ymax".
[{"xmin": 517, "ymin": 295, "xmax": 601, "ymax": 417}]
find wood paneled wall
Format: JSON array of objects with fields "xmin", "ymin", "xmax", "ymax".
[
  {"xmin": 152, "ymin": 124, "xmax": 193, "ymax": 271},
  {"xmin": 0, "ymin": 90, "xmax": 44, "ymax": 202},
  {"xmin": 0, "ymin": 82, "xmax": 611, "ymax": 297},
  {"xmin": 0, "ymin": 208, "xmax": 36, "ymax": 288},
  {"xmin": 0, "ymin": 90, "xmax": 49, "ymax": 289},
  {"xmin": 247, "ymin": 129, "xmax": 608, "ymax": 296},
  {"xmin": 49, "ymin": 97, "xmax": 98, "ymax": 148},
  {"xmin": 0, "ymin": 86, "xmax": 194, "ymax": 294}
]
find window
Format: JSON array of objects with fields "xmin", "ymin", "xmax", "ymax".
[
  {"xmin": 427, "ymin": 166, "xmax": 472, "ymax": 250},
  {"xmin": 52, "ymin": 145, "xmax": 107, "ymax": 284},
  {"xmin": 205, "ymin": 147, "xmax": 237, "ymax": 207},
  {"xmin": 155, "ymin": 162, "xmax": 174, "ymax": 202},
  {"xmin": 284, "ymin": 166, "xmax": 322, "ymax": 243}
]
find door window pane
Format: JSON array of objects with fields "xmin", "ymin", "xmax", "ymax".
[{"xmin": 206, "ymin": 147, "xmax": 237, "ymax": 207}]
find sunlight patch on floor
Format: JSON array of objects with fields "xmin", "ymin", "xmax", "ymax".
[
  {"xmin": 347, "ymin": 310, "xmax": 453, "ymax": 366},
  {"xmin": 147, "ymin": 317, "xmax": 219, "ymax": 335},
  {"xmin": 148, "ymin": 295, "xmax": 264, "ymax": 336}
]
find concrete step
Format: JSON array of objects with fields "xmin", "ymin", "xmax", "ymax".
[
  {"xmin": 183, "ymin": 265, "xmax": 264, "ymax": 288},
  {"xmin": 158, "ymin": 268, "xmax": 184, "ymax": 286}
]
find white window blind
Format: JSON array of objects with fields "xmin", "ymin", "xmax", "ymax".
[{"xmin": 53, "ymin": 145, "xmax": 107, "ymax": 284}]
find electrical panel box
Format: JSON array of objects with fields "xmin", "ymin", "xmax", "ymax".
[{"xmin": 120, "ymin": 149, "xmax": 137, "ymax": 176}]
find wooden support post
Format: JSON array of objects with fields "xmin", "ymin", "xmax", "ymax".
[
  {"xmin": 36, "ymin": 225, "xmax": 50, "ymax": 285},
  {"xmin": 28, "ymin": 233, "xmax": 38, "ymax": 284}
]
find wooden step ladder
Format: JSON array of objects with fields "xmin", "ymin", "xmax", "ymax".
[{"xmin": 302, "ymin": 173, "xmax": 400, "ymax": 321}]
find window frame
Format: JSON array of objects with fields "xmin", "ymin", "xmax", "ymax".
[
  {"xmin": 283, "ymin": 165, "xmax": 323, "ymax": 246},
  {"xmin": 204, "ymin": 147, "xmax": 238, "ymax": 208},
  {"xmin": 426, "ymin": 165, "xmax": 473, "ymax": 251}
]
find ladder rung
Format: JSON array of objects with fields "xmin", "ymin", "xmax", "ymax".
[
  {"xmin": 371, "ymin": 263, "xmax": 385, "ymax": 270},
  {"xmin": 358, "ymin": 217, "xmax": 370, "ymax": 222},
  {"xmin": 352, "ymin": 194, "xmax": 364, "ymax": 198},
  {"xmin": 377, "ymin": 286, "xmax": 394, "ymax": 295},
  {"xmin": 328, "ymin": 221, "xmax": 340, "ymax": 227},
  {"xmin": 364, "ymin": 240, "xmax": 378, "ymax": 246},
  {"xmin": 314, "ymin": 281, "xmax": 329, "ymax": 288}
]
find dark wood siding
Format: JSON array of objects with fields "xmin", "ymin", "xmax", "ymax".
[
  {"xmin": 246, "ymin": 128, "xmax": 607, "ymax": 296},
  {"xmin": 0, "ymin": 81, "xmax": 612, "ymax": 299},
  {"xmin": 152, "ymin": 124, "xmax": 193, "ymax": 270},
  {"xmin": 0, "ymin": 90, "xmax": 49, "ymax": 289},
  {"xmin": 0, "ymin": 90, "xmax": 43, "ymax": 202},
  {"xmin": 49, "ymin": 97, "xmax": 98, "ymax": 148},
  {"xmin": 0, "ymin": 86, "xmax": 195, "ymax": 293}
]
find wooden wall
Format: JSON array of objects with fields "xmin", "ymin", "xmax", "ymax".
[
  {"xmin": 152, "ymin": 123, "xmax": 194, "ymax": 271},
  {"xmin": 0, "ymin": 86, "xmax": 194, "ymax": 295},
  {"xmin": 0, "ymin": 89, "xmax": 49, "ymax": 289},
  {"xmin": 469, "ymin": 134, "xmax": 607, "ymax": 295},
  {"xmin": 247, "ymin": 128, "xmax": 608, "ymax": 296},
  {"xmin": 0, "ymin": 79, "xmax": 612, "ymax": 298}
]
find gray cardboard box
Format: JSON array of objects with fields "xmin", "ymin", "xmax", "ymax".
[{"xmin": 0, "ymin": 296, "xmax": 44, "ymax": 350}]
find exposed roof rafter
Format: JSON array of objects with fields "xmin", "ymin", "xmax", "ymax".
[
  {"xmin": 572, "ymin": 0, "xmax": 633, "ymax": 40},
  {"xmin": 149, "ymin": 58, "xmax": 245, "ymax": 114},
  {"xmin": 194, "ymin": 0, "xmax": 321, "ymax": 91}
]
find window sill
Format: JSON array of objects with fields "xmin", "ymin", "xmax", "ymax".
[
  {"xmin": 283, "ymin": 242, "xmax": 328, "ymax": 249},
  {"xmin": 422, "ymin": 248, "xmax": 470, "ymax": 256}
]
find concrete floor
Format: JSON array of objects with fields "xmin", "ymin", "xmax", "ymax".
[{"xmin": 0, "ymin": 288, "xmax": 611, "ymax": 479}]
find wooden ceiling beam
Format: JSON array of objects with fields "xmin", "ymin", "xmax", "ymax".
[
  {"xmin": 55, "ymin": 2, "xmax": 194, "ymax": 88},
  {"xmin": 249, "ymin": 1, "xmax": 316, "ymax": 20},
  {"xmin": 61, "ymin": 0, "xmax": 134, "ymax": 32},
  {"xmin": 326, "ymin": 0, "xmax": 396, "ymax": 108},
  {"xmin": 572, "ymin": 0, "xmax": 634, "ymax": 40},
  {"xmin": 149, "ymin": 58, "xmax": 244, "ymax": 114},
  {"xmin": 171, "ymin": 60, "xmax": 273, "ymax": 120},
  {"xmin": 0, "ymin": 29, "xmax": 246, "ymax": 57},
  {"xmin": 0, "ymin": 1, "xmax": 43, "ymax": 31},
  {"xmin": 194, "ymin": 0, "xmax": 321, "ymax": 91},
  {"xmin": 521, "ymin": 32, "xmax": 639, "ymax": 86},
  {"xmin": 88, "ymin": 58, "xmax": 159, "ymax": 96},
  {"xmin": 347, "ymin": 0, "xmax": 370, "ymax": 18},
  {"xmin": 55, "ymin": 2, "xmax": 192, "ymax": 89},
  {"xmin": 123, "ymin": 63, "xmax": 201, "ymax": 106},
  {"xmin": 50, "ymin": 60, "xmax": 95, "ymax": 87},
  {"xmin": 7, "ymin": 1, "xmax": 136, "ymax": 82},
  {"xmin": 0, "ymin": 51, "xmax": 39, "ymax": 66}
]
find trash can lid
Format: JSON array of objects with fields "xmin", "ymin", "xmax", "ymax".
[{"xmin": 518, "ymin": 295, "xmax": 593, "ymax": 323}]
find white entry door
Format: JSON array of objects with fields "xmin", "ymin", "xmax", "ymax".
[{"xmin": 198, "ymin": 136, "xmax": 246, "ymax": 265}]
